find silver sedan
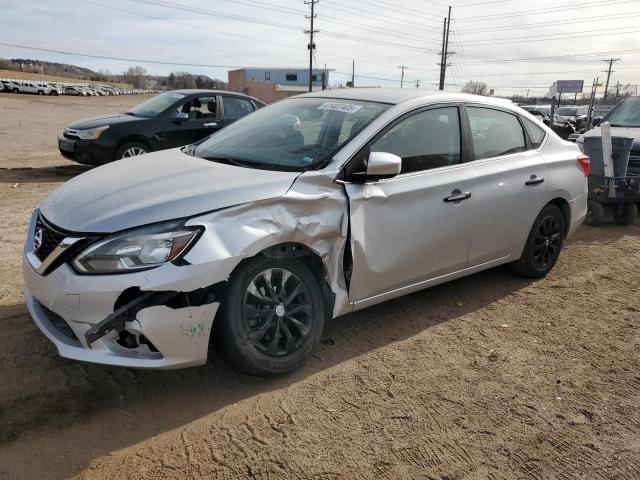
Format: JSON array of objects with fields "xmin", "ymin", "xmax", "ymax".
[{"xmin": 23, "ymin": 89, "xmax": 588, "ymax": 374}]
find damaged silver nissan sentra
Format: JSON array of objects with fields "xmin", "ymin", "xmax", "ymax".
[{"xmin": 23, "ymin": 89, "xmax": 588, "ymax": 375}]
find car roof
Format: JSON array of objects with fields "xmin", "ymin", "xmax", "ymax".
[
  {"xmin": 168, "ymin": 89, "xmax": 264, "ymax": 104},
  {"xmin": 295, "ymin": 88, "xmax": 518, "ymax": 108}
]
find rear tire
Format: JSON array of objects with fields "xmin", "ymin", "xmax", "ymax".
[
  {"xmin": 613, "ymin": 202, "xmax": 638, "ymax": 226},
  {"xmin": 216, "ymin": 256, "xmax": 326, "ymax": 376},
  {"xmin": 114, "ymin": 141, "xmax": 149, "ymax": 160},
  {"xmin": 510, "ymin": 204, "xmax": 565, "ymax": 278},
  {"xmin": 585, "ymin": 200, "xmax": 605, "ymax": 226}
]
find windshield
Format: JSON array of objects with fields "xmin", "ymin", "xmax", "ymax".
[
  {"xmin": 193, "ymin": 97, "xmax": 389, "ymax": 170},
  {"xmin": 606, "ymin": 97, "xmax": 640, "ymax": 127},
  {"xmin": 557, "ymin": 107, "xmax": 578, "ymax": 116},
  {"xmin": 128, "ymin": 92, "xmax": 185, "ymax": 118}
]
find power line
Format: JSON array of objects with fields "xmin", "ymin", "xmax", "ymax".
[
  {"xmin": 456, "ymin": 11, "xmax": 640, "ymax": 33},
  {"xmin": 462, "ymin": 49, "xmax": 640, "ymax": 65},
  {"xmin": 455, "ymin": 0, "xmax": 513, "ymax": 6},
  {"xmin": 82, "ymin": 0, "xmax": 420, "ymax": 71},
  {"xmin": 0, "ymin": 41, "xmax": 243, "ymax": 68},
  {"xmin": 126, "ymin": 0, "xmax": 303, "ymax": 30},
  {"xmin": 323, "ymin": 0, "xmax": 439, "ymax": 30},
  {"xmin": 461, "ymin": 25, "xmax": 640, "ymax": 47},
  {"xmin": 456, "ymin": 0, "xmax": 637, "ymax": 22},
  {"xmin": 349, "ymin": 0, "xmax": 444, "ymax": 20}
]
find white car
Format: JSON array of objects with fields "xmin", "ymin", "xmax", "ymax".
[
  {"xmin": 23, "ymin": 90, "xmax": 588, "ymax": 374},
  {"xmin": 64, "ymin": 86, "xmax": 85, "ymax": 96},
  {"xmin": 20, "ymin": 81, "xmax": 51, "ymax": 95}
]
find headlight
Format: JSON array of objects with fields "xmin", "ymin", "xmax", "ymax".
[
  {"xmin": 72, "ymin": 221, "xmax": 201, "ymax": 274},
  {"xmin": 76, "ymin": 125, "xmax": 109, "ymax": 140}
]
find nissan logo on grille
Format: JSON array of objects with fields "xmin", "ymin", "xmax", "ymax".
[{"xmin": 33, "ymin": 227, "xmax": 44, "ymax": 252}]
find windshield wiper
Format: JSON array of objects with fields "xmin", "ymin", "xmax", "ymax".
[{"xmin": 202, "ymin": 156, "xmax": 258, "ymax": 169}]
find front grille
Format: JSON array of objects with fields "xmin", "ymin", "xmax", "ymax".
[
  {"xmin": 39, "ymin": 302, "xmax": 80, "ymax": 342},
  {"xmin": 34, "ymin": 215, "xmax": 66, "ymax": 262}
]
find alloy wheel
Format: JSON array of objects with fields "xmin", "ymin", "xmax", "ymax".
[
  {"xmin": 532, "ymin": 215, "xmax": 561, "ymax": 269},
  {"xmin": 241, "ymin": 267, "xmax": 313, "ymax": 357},
  {"xmin": 122, "ymin": 146, "xmax": 147, "ymax": 158}
]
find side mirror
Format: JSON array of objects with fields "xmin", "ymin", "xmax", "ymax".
[
  {"xmin": 592, "ymin": 116, "xmax": 603, "ymax": 127},
  {"xmin": 366, "ymin": 151, "xmax": 402, "ymax": 179},
  {"xmin": 175, "ymin": 112, "xmax": 188, "ymax": 122}
]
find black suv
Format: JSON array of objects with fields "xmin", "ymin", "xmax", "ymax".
[{"xmin": 58, "ymin": 89, "xmax": 265, "ymax": 165}]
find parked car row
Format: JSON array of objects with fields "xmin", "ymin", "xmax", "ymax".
[{"xmin": 1, "ymin": 78, "xmax": 152, "ymax": 96}]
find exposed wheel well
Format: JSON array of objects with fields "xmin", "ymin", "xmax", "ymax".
[
  {"xmin": 547, "ymin": 197, "xmax": 571, "ymax": 238},
  {"xmin": 228, "ymin": 243, "xmax": 335, "ymax": 320}
]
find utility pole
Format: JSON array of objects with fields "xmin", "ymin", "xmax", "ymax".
[
  {"xmin": 399, "ymin": 65, "xmax": 408, "ymax": 88},
  {"xmin": 304, "ymin": 0, "xmax": 319, "ymax": 93},
  {"xmin": 586, "ymin": 76, "xmax": 599, "ymax": 130},
  {"xmin": 351, "ymin": 59, "xmax": 355, "ymax": 87},
  {"xmin": 602, "ymin": 58, "xmax": 620, "ymax": 101},
  {"xmin": 415, "ymin": 78, "xmax": 420, "ymax": 89},
  {"xmin": 439, "ymin": 17, "xmax": 446, "ymax": 90},
  {"xmin": 438, "ymin": 6, "xmax": 452, "ymax": 91},
  {"xmin": 526, "ymin": 89, "xmax": 530, "ymax": 100}
]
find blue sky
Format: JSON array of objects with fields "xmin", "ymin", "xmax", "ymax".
[{"xmin": 1, "ymin": 0, "xmax": 639, "ymax": 96}]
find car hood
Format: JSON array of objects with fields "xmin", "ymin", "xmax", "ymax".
[
  {"xmin": 39, "ymin": 149, "xmax": 301, "ymax": 232},
  {"xmin": 578, "ymin": 126, "xmax": 640, "ymax": 150},
  {"xmin": 67, "ymin": 113, "xmax": 145, "ymax": 129}
]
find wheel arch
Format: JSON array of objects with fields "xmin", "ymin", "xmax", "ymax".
[
  {"xmin": 547, "ymin": 197, "xmax": 571, "ymax": 238},
  {"xmin": 113, "ymin": 136, "xmax": 153, "ymax": 161},
  {"xmin": 218, "ymin": 242, "xmax": 336, "ymax": 322}
]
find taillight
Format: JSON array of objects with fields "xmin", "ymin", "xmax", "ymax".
[{"xmin": 577, "ymin": 154, "xmax": 590, "ymax": 177}]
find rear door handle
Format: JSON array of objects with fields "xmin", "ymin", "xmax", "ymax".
[
  {"xmin": 525, "ymin": 175, "xmax": 545, "ymax": 186},
  {"xmin": 443, "ymin": 190, "xmax": 472, "ymax": 203},
  {"xmin": 203, "ymin": 122, "xmax": 218, "ymax": 128}
]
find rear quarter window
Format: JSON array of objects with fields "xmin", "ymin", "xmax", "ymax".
[{"xmin": 522, "ymin": 117, "xmax": 547, "ymax": 149}]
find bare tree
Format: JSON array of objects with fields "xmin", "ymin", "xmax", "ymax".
[
  {"xmin": 124, "ymin": 66, "xmax": 148, "ymax": 89},
  {"xmin": 461, "ymin": 81, "xmax": 488, "ymax": 96}
]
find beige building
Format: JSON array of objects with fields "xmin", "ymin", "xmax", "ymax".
[{"xmin": 228, "ymin": 68, "xmax": 330, "ymax": 103}]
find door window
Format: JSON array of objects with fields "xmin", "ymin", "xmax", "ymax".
[
  {"xmin": 521, "ymin": 117, "xmax": 546, "ymax": 149},
  {"xmin": 371, "ymin": 107, "xmax": 461, "ymax": 174},
  {"xmin": 467, "ymin": 107, "xmax": 526, "ymax": 160},
  {"xmin": 181, "ymin": 96, "xmax": 217, "ymax": 119},
  {"xmin": 222, "ymin": 96, "xmax": 255, "ymax": 120}
]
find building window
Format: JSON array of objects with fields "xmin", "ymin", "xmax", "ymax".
[
  {"xmin": 311, "ymin": 74, "xmax": 319, "ymax": 82},
  {"xmin": 264, "ymin": 71, "xmax": 270, "ymax": 81},
  {"xmin": 285, "ymin": 73, "xmax": 298, "ymax": 82}
]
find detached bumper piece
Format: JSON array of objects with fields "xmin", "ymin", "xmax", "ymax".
[{"xmin": 85, "ymin": 291, "xmax": 179, "ymax": 346}]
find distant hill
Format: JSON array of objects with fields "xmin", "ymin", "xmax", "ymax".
[
  {"xmin": 0, "ymin": 58, "xmax": 227, "ymax": 89},
  {"xmin": 0, "ymin": 58, "xmax": 102, "ymax": 80}
]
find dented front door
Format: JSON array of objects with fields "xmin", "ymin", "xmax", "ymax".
[{"xmin": 345, "ymin": 164, "xmax": 476, "ymax": 306}]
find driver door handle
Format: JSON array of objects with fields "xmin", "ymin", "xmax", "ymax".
[
  {"xmin": 203, "ymin": 122, "xmax": 218, "ymax": 128},
  {"xmin": 525, "ymin": 175, "xmax": 545, "ymax": 186},
  {"xmin": 443, "ymin": 190, "xmax": 472, "ymax": 203}
]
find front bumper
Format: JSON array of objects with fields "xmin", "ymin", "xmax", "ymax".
[
  {"xmin": 23, "ymin": 213, "xmax": 220, "ymax": 369},
  {"xmin": 57, "ymin": 134, "xmax": 113, "ymax": 165}
]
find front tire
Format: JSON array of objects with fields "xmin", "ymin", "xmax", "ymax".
[
  {"xmin": 510, "ymin": 204, "xmax": 565, "ymax": 278},
  {"xmin": 216, "ymin": 256, "xmax": 326, "ymax": 376},
  {"xmin": 115, "ymin": 141, "xmax": 149, "ymax": 160}
]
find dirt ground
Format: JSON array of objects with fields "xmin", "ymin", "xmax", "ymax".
[{"xmin": 0, "ymin": 92, "xmax": 639, "ymax": 480}]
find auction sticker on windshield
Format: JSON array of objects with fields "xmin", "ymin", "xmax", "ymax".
[{"xmin": 318, "ymin": 102, "xmax": 363, "ymax": 113}]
